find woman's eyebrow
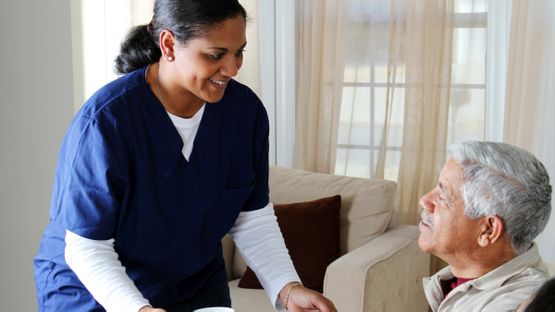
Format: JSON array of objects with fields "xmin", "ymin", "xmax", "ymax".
[{"xmin": 208, "ymin": 42, "xmax": 247, "ymax": 52}]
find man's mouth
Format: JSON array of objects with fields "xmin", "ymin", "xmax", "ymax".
[{"xmin": 419, "ymin": 212, "xmax": 433, "ymax": 230}]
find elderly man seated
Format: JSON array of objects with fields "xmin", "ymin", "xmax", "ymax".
[{"xmin": 418, "ymin": 141, "xmax": 552, "ymax": 311}]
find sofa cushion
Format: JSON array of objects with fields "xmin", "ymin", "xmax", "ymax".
[
  {"xmin": 231, "ymin": 166, "xmax": 396, "ymax": 278},
  {"xmin": 238, "ymin": 195, "xmax": 341, "ymax": 292},
  {"xmin": 268, "ymin": 166, "xmax": 395, "ymax": 254},
  {"xmin": 229, "ymin": 279, "xmax": 275, "ymax": 311}
]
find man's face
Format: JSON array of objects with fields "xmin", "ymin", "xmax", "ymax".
[{"xmin": 418, "ymin": 159, "xmax": 482, "ymax": 261}]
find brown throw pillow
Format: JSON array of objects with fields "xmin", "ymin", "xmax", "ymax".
[{"xmin": 237, "ymin": 195, "xmax": 341, "ymax": 293}]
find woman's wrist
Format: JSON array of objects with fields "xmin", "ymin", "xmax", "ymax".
[{"xmin": 279, "ymin": 281, "xmax": 302, "ymax": 310}]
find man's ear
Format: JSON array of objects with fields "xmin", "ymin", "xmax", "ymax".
[
  {"xmin": 477, "ymin": 215, "xmax": 505, "ymax": 247},
  {"xmin": 159, "ymin": 29, "xmax": 176, "ymax": 61}
]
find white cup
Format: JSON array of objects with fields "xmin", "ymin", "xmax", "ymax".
[{"xmin": 192, "ymin": 308, "xmax": 234, "ymax": 312}]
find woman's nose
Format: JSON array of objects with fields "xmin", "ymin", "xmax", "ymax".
[{"xmin": 221, "ymin": 57, "xmax": 240, "ymax": 77}]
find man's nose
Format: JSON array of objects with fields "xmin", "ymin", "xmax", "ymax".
[{"xmin": 419, "ymin": 190, "xmax": 436, "ymax": 213}]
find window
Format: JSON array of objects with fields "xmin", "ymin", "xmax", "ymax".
[
  {"xmin": 72, "ymin": 0, "xmax": 153, "ymax": 109},
  {"xmin": 335, "ymin": 0, "xmax": 489, "ymax": 181}
]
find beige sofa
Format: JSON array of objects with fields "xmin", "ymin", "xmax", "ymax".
[{"xmin": 223, "ymin": 166, "xmax": 430, "ymax": 311}]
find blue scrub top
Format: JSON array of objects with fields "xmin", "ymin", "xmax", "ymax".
[{"xmin": 34, "ymin": 66, "xmax": 270, "ymax": 310}]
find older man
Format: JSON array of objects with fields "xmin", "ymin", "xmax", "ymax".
[{"xmin": 418, "ymin": 141, "xmax": 552, "ymax": 311}]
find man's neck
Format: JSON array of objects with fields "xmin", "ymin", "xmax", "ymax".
[{"xmin": 447, "ymin": 245, "xmax": 516, "ymax": 278}]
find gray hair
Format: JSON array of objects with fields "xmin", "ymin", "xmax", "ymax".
[{"xmin": 447, "ymin": 141, "xmax": 552, "ymax": 254}]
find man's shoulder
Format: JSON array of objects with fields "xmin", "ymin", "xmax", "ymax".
[
  {"xmin": 476, "ymin": 274, "xmax": 549, "ymax": 312},
  {"xmin": 504, "ymin": 266, "xmax": 550, "ymax": 285},
  {"xmin": 439, "ymin": 274, "xmax": 547, "ymax": 312},
  {"xmin": 437, "ymin": 266, "xmax": 549, "ymax": 311}
]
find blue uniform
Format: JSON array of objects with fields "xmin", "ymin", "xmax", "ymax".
[{"xmin": 34, "ymin": 66, "xmax": 270, "ymax": 310}]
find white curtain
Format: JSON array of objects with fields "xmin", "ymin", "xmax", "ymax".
[
  {"xmin": 294, "ymin": 0, "xmax": 487, "ymax": 273},
  {"xmin": 293, "ymin": 0, "xmax": 347, "ymax": 172},
  {"xmin": 75, "ymin": 0, "xmax": 133, "ymax": 108},
  {"xmin": 235, "ymin": 0, "xmax": 261, "ymax": 97},
  {"xmin": 392, "ymin": 0, "xmax": 455, "ymax": 226},
  {"xmin": 294, "ymin": 0, "xmax": 477, "ymax": 226},
  {"xmin": 503, "ymin": 0, "xmax": 555, "ymax": 265}
]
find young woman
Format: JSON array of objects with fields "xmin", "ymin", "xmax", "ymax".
[{"xmin": 33, "ymin": 1, "xmax": 337, "ymax": 311}]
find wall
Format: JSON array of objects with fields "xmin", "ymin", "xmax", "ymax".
[{"xmin": 0, "ymin": 0, "xmax": 74, "ymax": 310}]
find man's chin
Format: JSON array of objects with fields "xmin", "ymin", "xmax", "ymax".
[{"xmin": 417, "ymin": 235, "xmax": 433, "ymax": 253}]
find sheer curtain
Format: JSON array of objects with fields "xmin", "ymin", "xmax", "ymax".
[
  {"xmin": 293, "ymin": 0, "xmax": 347, "ymax": 172},
  {"xmin": 391, "ymin": 0, "xmax": 455, "ymax": 226},
  {"xmin": 295, "ymin": 0, "xmax": 488, "ymax": 273},
  {"xmin": 235, "ymin": 0, "xmax": 261, "ymax": 96},
  {"xmin": 503, "ymin": 0, "xmax": 555, "ymax": 265},
  {"xmin": 73, "ymin": 0, "xmax": 133, "ymax": 108},
  {"xmin": 295, "ymin": 0, "xmax": 476, "ymax": 223}
]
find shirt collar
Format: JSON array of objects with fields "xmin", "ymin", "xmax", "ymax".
[
  {"xmin": 469, "ymin": 243, "xmax": 547, "ymax": 290},
  {"xmin": 427, "ymin": 243, "xmax": 547, "ymax": 290}
]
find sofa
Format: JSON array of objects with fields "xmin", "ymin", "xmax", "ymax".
[{"xmin": 222, "ymin": 166, "xmax": 430, "ymax": 311}]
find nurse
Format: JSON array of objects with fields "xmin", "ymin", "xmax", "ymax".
[{"xmin": 33, "ymin": 0, "xmax": 337, "ymax": 311}]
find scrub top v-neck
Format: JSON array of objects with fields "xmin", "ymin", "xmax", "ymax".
[{"xmin": 34, "ymin": 66, "xmax": 270, "ymax": 309}]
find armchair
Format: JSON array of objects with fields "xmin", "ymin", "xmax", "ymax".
[{"xmin": 222, "ymin": 166, "xmax": 430, "ymax": 311}]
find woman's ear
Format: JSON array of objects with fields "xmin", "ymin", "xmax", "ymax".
[
  {"xmin": 478, "ymin": 215, "xmax": 505, "ymax": 247},
  {"xmin": 159, "ymin": 29, "xmax": 176, "ymax": 62}
]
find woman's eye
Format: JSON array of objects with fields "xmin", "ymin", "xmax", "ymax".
[{"xmin": 208, "ymin": 53, "xmax": 223, "ymax": 60}]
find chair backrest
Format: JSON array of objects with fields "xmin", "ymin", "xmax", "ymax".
[{"xmin": 225, "ymin": 166, "xmax": 397, "ymax": 279}]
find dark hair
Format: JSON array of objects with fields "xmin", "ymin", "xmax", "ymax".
[
  {"xmin": 115, "ymin": 0, "xmax": 247, "ymax": 74},
  {"xmin": 524, "ymin": 277, "xmax": 555, "ymax": 312}
]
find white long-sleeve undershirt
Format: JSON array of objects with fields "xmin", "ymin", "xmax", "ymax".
[
  {"xmin": 228, "ymin": 204, "xmax": 300, "ymax": 309},
  {"xmin": 65, "ymin": 204, "xmax": 300, "ymax": 311},
  {"xmin": 64, "ymin": 232, "xmax": 150, "ymax": 312}
]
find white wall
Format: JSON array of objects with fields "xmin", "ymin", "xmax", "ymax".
[{"xmin": 0, "ymin": 0, "xmax": 74, "ymax": 310}]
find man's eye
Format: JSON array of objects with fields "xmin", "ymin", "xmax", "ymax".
[
  {"xmin": 438, "ymin": 194, "xmax": 447, "ymax": 202},
  {"xmin": 438, "ymin": 195, "xmax": 451, "ymax": 208},
  {"xmin": 235, "ymin": 49, "xmax": 245, "ymax": 57}
]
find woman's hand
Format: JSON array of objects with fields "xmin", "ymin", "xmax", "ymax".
[
  {"xmin": 139, "ymin": 305, "xmax": 166, "ymax": 312},
  {"xmin": 279, "ymin": 282, "xmax": 337, "ymax": 312}
]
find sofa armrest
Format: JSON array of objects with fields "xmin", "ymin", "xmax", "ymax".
[{"xmin": 323, "ymin": 225, "xmax": 430, "ymax": 312}]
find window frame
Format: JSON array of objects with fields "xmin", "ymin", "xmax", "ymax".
[{"xmin": 335, "ymin": 9, "xmax": 491, "ymax": 179}]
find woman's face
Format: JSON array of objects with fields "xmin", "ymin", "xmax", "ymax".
[{"xmin": 169, "ymin": 15, "xmax": 246, "ymax": 105}]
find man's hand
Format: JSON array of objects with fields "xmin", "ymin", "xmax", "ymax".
[{"xmin": 279, "ymin": 282, "xmax": 337, "ymax": 312}]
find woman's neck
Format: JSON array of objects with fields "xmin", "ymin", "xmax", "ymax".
[{"xmin": 147, "ymin": 63, "xmax": 204, "ymax": 118}]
